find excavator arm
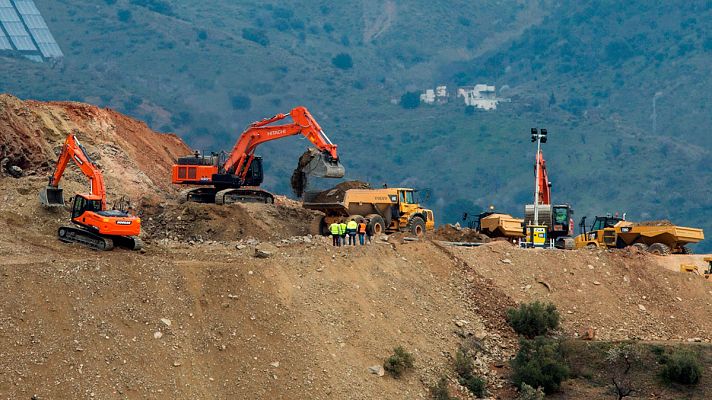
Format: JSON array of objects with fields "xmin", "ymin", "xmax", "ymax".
[
  {"xmin": 40, "ymin": 133, "xmax": 107, "ymax": 208},
  {"xmin": 535, "ymin": 150, "xmax": 551, "ymax": 205},
  {"xmin": 223, "ymin": 106, "xmax": 341, "ymax": 181}
]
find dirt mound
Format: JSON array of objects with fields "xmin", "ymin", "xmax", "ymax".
[
  {"xmin": 306, "ymin": 180, "xmax": 371, "ymax": 203},
  {"xmin": 142, "ymin": 200, "xmax": 322, "ymax": 242},
  {"xmin": 634, "ymin": 219, "xmax": 674, "ymax": 226},
  {"xmin": 433, "ymin": 224, "xmax": 491, "ymax": 243},
  {"xmin": 0, "ymin": 94, "xmax": 191, "ymax": 200},
  {"xmin": 447, "ymin": 243, "xmax": 712, "ymax": 342}
]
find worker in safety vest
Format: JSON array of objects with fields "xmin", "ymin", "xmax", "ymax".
[
  {"xmin": 329, "ymin": 222, "xmax": 340, "ymax": 246},
  {"xmin": 357, "ymin": 220, "xmax": 367, "ymax": 245},
  {"xmin": 346, "ymin": 219, "xmax": 358, "ymax": 246},
  {"xmin": 338, "ymin": 221, "xmax": 347, "ymax": 246}
]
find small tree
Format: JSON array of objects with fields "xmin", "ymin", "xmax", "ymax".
[
  {"xmin": 511, "ymin": 337, "xmax": 569, "ymax": 394},
  {"xmin": 384, "ymin": 346, "xmax": 415, "ymax": 378},
  {"xmin": 506, "ymin": 301, "xmax": 560, "ymax": 338},
  {"xmin": 431, "ymin": 377, "xmax": 456, "ymax": 400},
  {"xmin": 516, "ymin": 383, "xmax": 545, "ymax": 400},
  {"xmin": 117, "ymin": 9, "xmax": 132, "ymax": 22},
  {"xmin": 331, "ymin": 53, "xmax": 353, "ymax": 70},
  {"xmin": 605, "ymin": 344, "xmax": 641, "ymax": 399},
  {"xmin": 455, "ymin": 349, "xmax": 486, "ymax": 397},
  {"xmin": 230, "ymin": 95, "xmax": 251, "ymax": 110},
  {"xmin": 400, "ymin": 92, "xmax": 421, "ymax": 109},
  {"xmin": 661, "ymin": 349, "xmax": 703, "ymax": 385}
]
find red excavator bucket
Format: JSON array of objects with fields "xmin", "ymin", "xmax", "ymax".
[{"xmin": 39, "ymin": 186, "xmax": 65, "ymax": 207}]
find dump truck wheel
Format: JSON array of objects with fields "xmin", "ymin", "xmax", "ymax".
[
  {"xmin": 408, "ymin": 216, "xmax": 426, "ymax": 237},
  {"xmin": 367, "ymin": 215, "xmax": 385, "ymax": 236},
  {"xmin": 681, "ymin": 246, "xmax": 694, "ymax": 255},
  {"xmin": 631, "ymin": 243, "xmax": 648, "ymax": 252},
  {"xmin": 648, "ymin": 243, "xmax": 671, "ymax": 256},
  {"xmin": 350, "ymin": 214, "xmax": 365, "ymax": 224},
  {"xmin": 586, "ymin": 243, "xmax": 597, "ymax": 249}
]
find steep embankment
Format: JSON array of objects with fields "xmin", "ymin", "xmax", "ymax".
[{"xmin": 0, "ymin": 94, "xmax": 190, "ymax": 200}]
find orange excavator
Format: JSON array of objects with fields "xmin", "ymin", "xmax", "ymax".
[
  {"xmin": 39, "ymin": 133, "xmax": 142, "ymax": 251},
  {"xmin": 172, "ymin": 106, "xmax": 345, "ymax": 204},
  {"xmin": 523, "ymin": 142, "xmax": 575, "ymax": 248}
]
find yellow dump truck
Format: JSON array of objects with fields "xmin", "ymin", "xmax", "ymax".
[
  {"xmin": 574, "ymin": 216, "xmax": 704, "ymax": 255},
  {"xmin": 478, "ymin": 212, "xmax": 525, "ymax": 239},
  {"xmin": 303, "ymin": 187, "xmax": 435, "ymax": 237}
]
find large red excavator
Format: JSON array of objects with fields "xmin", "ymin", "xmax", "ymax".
[
  {"xmin": 523, "ymin": 136, "xmax": 575, "ymax": 248},
  {"xmin": 39, "ymin": 133, "xmax": 142, "ymax": 251},
  {"xmin": 172, "ymin": 106, "xmax": 345, "ymax": 204}
]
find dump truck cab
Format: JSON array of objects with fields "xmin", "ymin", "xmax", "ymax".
[{"xmin": 575, "ymin": 215, "xmax": 625, "ymax": 249}]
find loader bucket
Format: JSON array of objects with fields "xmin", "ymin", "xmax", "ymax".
[
  {"xmin": 40, "ymin": 186, "xmax": 64, "ymax": 207},
  {"xmin": 302, "ymin": 152, "xmax": 345, "ymax": 178}
]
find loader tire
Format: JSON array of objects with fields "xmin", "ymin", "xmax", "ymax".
[
  {"xmin": 648, "ymin": 243, "xmax": 671, "ymax": 256},
  {"xmin": 408, "ymin": 216, "xmax": 426, "ymax": 237},
  {"xmin": 366, "ymin": 214, "xmax": 385, "ymax": 236}
]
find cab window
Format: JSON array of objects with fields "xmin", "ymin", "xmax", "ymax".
[
  {"xmin": 404, "ymin": 191, "xmax": 414, "ymax": 204},
  {"xmin": 554, "ymin": 208, "xmax": 568, "ymax": 224}
]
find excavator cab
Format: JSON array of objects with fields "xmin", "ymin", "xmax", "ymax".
[{"xmin": 71, "ymin": 194, "xmax": 103, "ymax": 219}]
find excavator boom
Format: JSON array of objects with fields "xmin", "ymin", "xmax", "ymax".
[
  {"xmin": 223, "ymin": 106, "xmax": 342, "ymax": 180},
  {"xmin": 172, "ymin": 106, "xmax": 344, "ymax": 204},
  {"xmin": 40, "ymin": 134, "xmax": 106, "ymax": 208}
]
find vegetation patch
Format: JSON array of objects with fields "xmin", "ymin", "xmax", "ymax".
[
  {"xmin": 512, "ymin": 337, "xmax": 569, "ymax": 394},
  {"xmin": 383, "ymin": 346, "xmax": 415, "ymax": 378},
  {"xmin": 506, "ymin": 301, "xmax": 560, "ymax": 338}
]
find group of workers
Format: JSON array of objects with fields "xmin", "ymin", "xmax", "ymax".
[{"xmin": 329, "ymin": 218, "xmax": 371, "ymax": 246}]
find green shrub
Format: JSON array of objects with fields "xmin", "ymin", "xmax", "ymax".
[
  {"xmin": 331, "ymin": 53, "xmax": 353, "ymax": 70},
  {"xmin": 454, "ymin": 349, "xmax": 486, "ymax": 397},
  {"xmin": 230, "ymin": 95, "xmax": 251, "ymax": 110},
  {"xmin": 242, "ymin": 28, "xmax": 269, "ymax": 46},
  {"xmin": 660, "ymin": 349, "xmax": 702, "ymax": 385},
  {"xmin": 400, "ymin": 92, "xmax": 420, "ymax": 109},
  {"xmin": 383, "ymin": 346, "xmax": 415, "ymax": 378},
  {"xmin": 117, "ymin": 9, "xmax": 132, "ymax": 22},
  {"xmin": 512, "ymin": 337, "xmax": 569, "ymax": 394},
  {"xmin": 431, "ymin": 377, "xmax": 456, "ymax": 400},
  {"xmin": 516, "ymin": 383, "xmax": 545, "ymax": 400},
  {"xmin": 506, "ymin": 301, "xmax": 560, "ymax": 338}
]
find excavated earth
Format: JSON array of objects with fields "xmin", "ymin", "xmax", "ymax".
[{"xmin": 0, "ymin": 97, "xmax": 711, "ymax": 399}]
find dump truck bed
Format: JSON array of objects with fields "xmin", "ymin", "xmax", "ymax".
[
  {"xmin": 617, "ymin": 223, "xmax": 704, "ymax": 246},
  {"xmin": 481, "ymin": 213, "xmax": 524, "ymax": 238}
]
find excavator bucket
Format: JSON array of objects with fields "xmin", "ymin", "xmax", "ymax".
[
  {"xmin": 302, "ymin": 152, "xmax": 345, "ymax": 178},
  {"xmin": 39, "ymin": 186, "xmax": 64, "ymax": 207},
  {"xmin": 291, "ymin": 149, "xmax": 345, "ymax": 198}
]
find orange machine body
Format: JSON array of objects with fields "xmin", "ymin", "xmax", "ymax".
[
  {"xmin": 47, "ymin": 134, "xmax": 141, "ymax": 237},
  {"xmin": 171, "ymin": 106, "xmax": 339, "ymax": 186}
]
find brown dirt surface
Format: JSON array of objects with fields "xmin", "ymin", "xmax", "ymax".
[
  {"xmin": 445, "ymin": 241, "xmax": 712, "ymax": 342},
  {"xmin": 0, "ymin": 94, "xmax": 191, "ymax": 201},
  {"xmin": 307, "ymin": 180, "xmax": 371, "ymax": 203},
  {"xmin": 433, "ymin": 224, "xmax": 491, "ymax": 243},
  {"xmin": 634, "ymin": 219, "xmax": 674, "ymax": 226},
  {"xmin": 142, "ymin": 201, "xmax": 323, "ymax": 242}
]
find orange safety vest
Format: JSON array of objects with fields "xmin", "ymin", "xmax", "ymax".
[{"xmin": 358, "ymin": 223, "xmax": 367, "ymax": 234}]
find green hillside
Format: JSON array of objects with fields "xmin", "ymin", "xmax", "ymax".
[{"xmin": 2, "ymin": 0, "xmax": 710, "ymax": 250}]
